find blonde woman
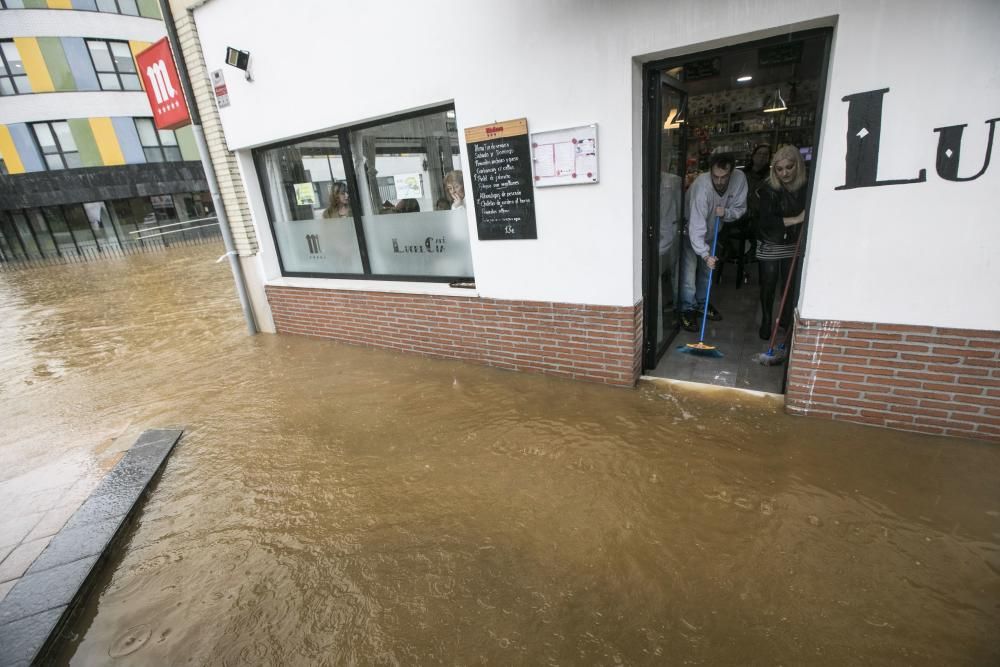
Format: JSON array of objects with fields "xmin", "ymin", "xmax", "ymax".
[
  {"xmin": 323, "ymin": 182, "xmax": 350, "ymax": 218},
  {"xmin": 444, "ymin": 170, "xmax": 465, "ymax": 209},
  {"xmin": 756, "ymin": 144, "xmax": 807, "ymax": 340}
]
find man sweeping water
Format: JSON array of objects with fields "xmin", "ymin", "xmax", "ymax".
[{"xmin": 679, "ymin": 154, "xmax": 748, "ymax": 332}]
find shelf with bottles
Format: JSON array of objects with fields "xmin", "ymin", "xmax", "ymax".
[
  {"xmin": 687, "ymin": 102, "xmax": 816, "ymax": 138},
  {"xmin": 697, "ymin": 126, "xmax": 815, "ymax": 142}
]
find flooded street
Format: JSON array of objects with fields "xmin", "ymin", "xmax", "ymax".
[{"xmin": 1, "ymin": 245, "xmax": 998, "ymax": 665}]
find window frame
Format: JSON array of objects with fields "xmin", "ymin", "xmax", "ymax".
[
  {"xmin": 85, "ymin": 38, "xmax": 141, "ymax": 92},
  {"xmin": 0, "ymin": 39, "xmax": 31, "ymax": 96},
  {"xmin": 252, "ymin": 103, "xmax": 473, "ymax": 284},
  {"xmin": 95, "ymin": 0, "xmax": 140, "ymax": 16},
  {"xmin": 30, "ymin": 120, "xmax": 81, "ymax": 171},
  {"xmin": 133, "ymin": 117, "xmax": 182, "ymax": 162}
]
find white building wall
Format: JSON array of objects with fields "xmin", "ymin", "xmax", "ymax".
[{"xmin": 192, "ymin": 0, "xmax": 1000, "ymax": 331}]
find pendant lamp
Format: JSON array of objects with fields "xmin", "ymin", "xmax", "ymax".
[{"xmin": 763, "ymin": 88, "xmax": 787, "ymax": 113}]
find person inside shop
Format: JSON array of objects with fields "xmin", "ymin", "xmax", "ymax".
[
  {"xmin": 721, "ymin": 143, "xmax": 772, "ymax": 269},
  {"xmin": 394, "ymin": 198, "xmax": 420, "ymax": 213},
  {"xmin": 659, "ymin": 162, "xmax": 683, "ymax": 314},
  {"xmin": 444, "ymin": 170, "xmax": 466, "ymax": 209},
  {"xmin": 679, "ymin": 153, "xmax": 748, "ymax": 331},
  {"xmin": 756, "ymin": 144, "xmax": 807, "ymax": 341},
  {"xmin": 323, "ymin": 182, "xmax": 351, "ymax": 219}
]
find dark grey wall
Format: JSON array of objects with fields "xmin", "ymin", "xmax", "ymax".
[{"xmin": 0, "ymin": 162, "xmax": 208, "ymax": 210}]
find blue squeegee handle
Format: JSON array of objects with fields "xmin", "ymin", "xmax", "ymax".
[{"xmin": 698, "ymin": 215, "xmax": 721, "ymax": 343}]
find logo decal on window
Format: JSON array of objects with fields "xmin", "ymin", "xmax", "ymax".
[{"xmin": 306, "ymin": 234, "xmax": 322, "ymax": 254}]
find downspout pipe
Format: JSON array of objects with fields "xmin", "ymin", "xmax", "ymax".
[{"xmin": 157, "ymin": 0, "xmax": 257, "ymax": 335}]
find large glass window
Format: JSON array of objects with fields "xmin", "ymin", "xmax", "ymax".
[
  {"xmin": 40, "ymin": 207, "xmax": 79, "ymax": 255},
  {"xmin": 257, "ymin": 135, "xmax": 364, "ymax": 275},
  {"xmin": 0, "ymin": 213, "xmax": 27, "ymax": 261},
  {"xmin": 86, "ymin": 39, "xmax": 141, "ymax": 91},
  {"xmin": 256, "ymin": 106, "xmax": 473, "ymax": 281},
  {"xmin": 134, "ymin": 118, "xmax": 182, "ymax": 162},
  {"xmin": 0, "ymin": 40, "xmax": 31, "ymax": 95},
  {"xmin": 24, "ymin": 210, "xmax": 58, "ymax": 257},
  {"xmin": 32, "ymin": 121, "xmax": 81, "ymax": 170},
  {"xmin": 8, "ymin": 211, "xmax": 41, "ymax": 259}
]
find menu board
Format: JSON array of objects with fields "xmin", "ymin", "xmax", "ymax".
[{"xmin": 464, "ymin": 118, "xmax": 537, "ymax": 240}]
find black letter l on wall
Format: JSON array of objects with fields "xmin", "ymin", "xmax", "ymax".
[{"xmin": 836, "ymin": 88, "xmax": 927, "ymax": 190}]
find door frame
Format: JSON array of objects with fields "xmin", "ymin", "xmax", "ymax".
[
  {"xmin": 641, "ymin": 71, "xmax": 689, "ymax": 369},
  {"xmin": 640, "ymin": 26, "xmax": 835, "ymax": 373}
]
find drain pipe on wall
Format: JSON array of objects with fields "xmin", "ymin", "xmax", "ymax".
[{"xmin": 157, "ymin": 0, "xmax": 257, "ymax": 335}]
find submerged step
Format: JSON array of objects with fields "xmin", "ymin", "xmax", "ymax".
[{"xmin": 0, "ymin": 429, "xmax": 182, "ymax": 666}]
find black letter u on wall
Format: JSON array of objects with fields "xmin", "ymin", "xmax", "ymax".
[
  {"xmin": 934, "ymin": 118, "xmax": 1000, "ymax": 182},
  {"xmin": 836, "ymin": 88, "xmax": 927, "ymax": 190}
]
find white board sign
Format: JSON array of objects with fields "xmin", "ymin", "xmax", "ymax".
[{"xmin": 530, "ymin": 124, "xmax": 599, "ymax": 187}]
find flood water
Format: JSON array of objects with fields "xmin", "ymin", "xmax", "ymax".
[{"xmin": 1, "ymin": 245, "xmax": 998, "ymax": 665}]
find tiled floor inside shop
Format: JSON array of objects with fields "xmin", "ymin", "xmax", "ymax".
[{"xmin": 647, "ymin": 258, "xmax": 790, "ymax": 394}]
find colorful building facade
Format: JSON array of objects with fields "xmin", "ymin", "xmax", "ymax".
[{"xmin": 0, "ymin": 0, "xmax": 214, "ymax": 260}]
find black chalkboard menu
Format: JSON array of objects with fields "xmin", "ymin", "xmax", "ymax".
[{"xmin": 464, "ymin": 118, "xmax": 537, "ymax": 240}]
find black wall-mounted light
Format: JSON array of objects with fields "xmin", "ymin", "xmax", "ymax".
[{"xmin": 225, "ymin": 47, "xmax": 252, "ymax": 80}]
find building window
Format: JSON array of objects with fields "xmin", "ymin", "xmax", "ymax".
[
  {"xmin": 134, "ymin": 118, "xmax": 181, "ymax": 162},
  {"xmin": 96, "ymin": 0, "xmax": 139, "ymax": 16},
  {"xmin": 0, "ymin": 40, "xmax": 31, "ymax": 95},
  {"xmin": 86, "ymin": 39, "xmax": 141, "ymax": 91},
  {"xmin": 0, "ymin": 1, "xmax": 27, "ymax": 8},
  {"xmin": 255, "ymin": 105, "xmax": 473, "ymax": 281},
  {"xmin": 31, "ymin": 121, "xmax": 81, "ymax": 170}
]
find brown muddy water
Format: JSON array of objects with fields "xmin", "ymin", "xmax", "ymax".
[{"xmin": 0, "ymin": 245, "xmax": 998, "ymax": 665}]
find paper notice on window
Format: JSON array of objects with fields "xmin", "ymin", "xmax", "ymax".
[
  {"xmin": 393, "ymin": 173, "xmax": 423, "ymax": 199},
  {"xmin": 294, "ymin": 182, "xmax": 317, "ymax": 206}
]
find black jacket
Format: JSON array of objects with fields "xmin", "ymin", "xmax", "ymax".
[{"xmin": 757, "ymin": 184, "xmax": 806, "ymax": 245}]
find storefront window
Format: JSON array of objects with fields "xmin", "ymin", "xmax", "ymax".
[
  {"xmin": 348, "ymin": 110, "xmax": 472, "ymax": 278},
  {"xmin": 41, "ymin": 207, "xmax": 79, "ymax": 254},
  {"xmin": 61, "ymin": 205, "xmax": 100, "ymax": 251},
  {"xmin": 25, "ymin": 210, "xmax": 58, "ymax": 257},
  {"xmin": 257, "ymin": 135, "xmax": 364, "ymax": 275},
  {"xmin": 8, "ymin": 211, "xmax": 41, "ymax": 259},
  {"xmin": 83, "ymin": 201, "xmax": 120, "ymax": 248},
  {"xmin": 255, "ymin": 105, "xmax": 473, "ymax": 281}
]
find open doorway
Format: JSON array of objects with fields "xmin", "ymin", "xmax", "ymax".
[{"xmin": 642, "ymin": 28, "xmax": 832, "ymax": 393}]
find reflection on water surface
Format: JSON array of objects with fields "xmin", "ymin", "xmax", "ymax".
[{"xmin": 0, "ymin": 246, "xmax": 997, "ymax": 665}]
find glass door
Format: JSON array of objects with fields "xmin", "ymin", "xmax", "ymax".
[{"xmin": 643, "ymin": 70, "xmax": 688, "ymax": 368}]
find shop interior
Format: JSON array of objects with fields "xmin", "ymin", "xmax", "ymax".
[{"xmin": 643, "ymin": 31, "xmax": 830, "ymax": 393}]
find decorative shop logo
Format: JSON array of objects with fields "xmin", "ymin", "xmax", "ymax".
[
  {"xmin": 838, "ymin": 88, "xmax": 998, "ymax": 189},
  {"xmin": 305, "ymin": 234, "xmax": 322, "ymax": 254},
  {"xmin": 392, "ymin": 237, "xmax": 446, "ymax": 254},
  {"xmin": 145, "ymin": 59, "xmax": 178, "ymax": 107}
]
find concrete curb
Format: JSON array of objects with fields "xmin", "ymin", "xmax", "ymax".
[{"xmin": 0, "ymin": 429, "xmax": 182, "ymax": 666}]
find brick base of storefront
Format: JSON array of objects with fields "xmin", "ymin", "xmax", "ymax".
[
  {"xmin": 265, "ymin": 286, "xmax": 644, "ymax": 387},
  {"xmin": 786, "ymin": 319, "xmax": 1000, "ymax": 442}
]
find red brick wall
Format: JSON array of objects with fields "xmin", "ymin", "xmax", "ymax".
[
  {"xmin": 266, "ymin": 286, "xmax": 643, "ymax": 387},
  {"xmin": 786, "ymin": 319, "xmax": 1000, "ymax": 442}
]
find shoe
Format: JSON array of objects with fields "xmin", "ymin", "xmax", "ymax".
[
  {"xmin": 700, "ymin": 304, "xmax": 723, "ymax": 321},
  {"xmin": 681, "ymin": 310, "xmax": 699, "ymax": 332}
]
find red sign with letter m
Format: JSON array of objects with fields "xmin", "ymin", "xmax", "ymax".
[{"xmin": 135, "ymin": 37, "xmax": 191, "ymax": 131}]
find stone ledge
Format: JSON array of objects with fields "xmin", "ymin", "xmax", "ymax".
[{"xmin": 0, "ymin": 429, "xmax": 182, "ymax": 667}]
